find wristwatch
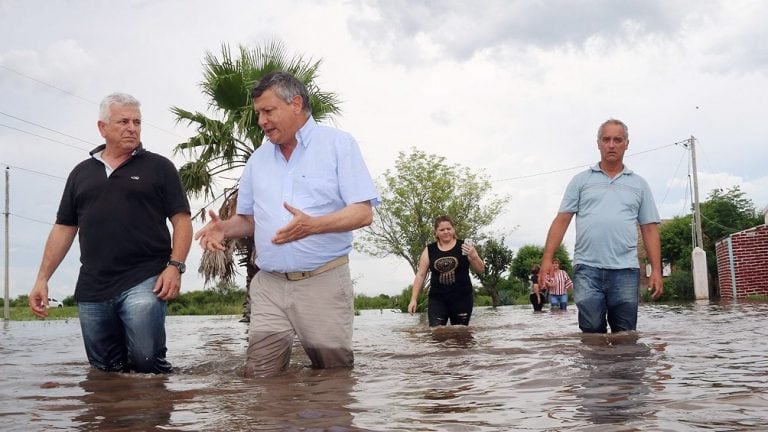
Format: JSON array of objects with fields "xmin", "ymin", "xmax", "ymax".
[{"xmin": 167, "ymin": 260, "xmax": 186, "ymax": 274}]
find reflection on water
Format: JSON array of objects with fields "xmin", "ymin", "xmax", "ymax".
[
  {"xmin": 2, "ymin": 302, "xmax": 768, "ymax": 431},
  {"xmin": 73, "ymin": 371, "xmax": 182, "ymax": 431},
  {"xmin": 569, "ymin": 333, "xmax": 656, "ymax": 429}
]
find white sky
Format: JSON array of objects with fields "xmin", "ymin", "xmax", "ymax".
[{"xmin": 1, "ymin": 0, "xmax": 767, "ymax": 301}]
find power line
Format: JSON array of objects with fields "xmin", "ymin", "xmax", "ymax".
[
  {"xmin": 700, "ymin": 212, "xmax": 742, "ymax": 234},
  {"xmin": 8, "ymin": 213, "xmax": 53, "ymax": 226},
  {"xmin": 0, "ymin": 111, "xmax": 97, "ymax": 146},
  {"xmin": 0, "ymin": 122, "xmax": 91, "ymax": 152},
  {"xmin": 0, "ymin": 63, "xmax": 187, "ymax": 140},
  {"xmin": 0, "ymin": 64, "xmax": 96, "ymax": 105},
  {"xmin": 659, "ymin": 144, "xmax": 689, "ymax": 206},
  {"xmin": 693, "ymin": 137, "xmax": 723, "ymax": 192},
  {"xmin": 1, "ymin": 163, "xmax": 67, "ymax": 181},
  {"xmin": 493, "ymin": 142, "xmax": 678, "ymax": 183}
]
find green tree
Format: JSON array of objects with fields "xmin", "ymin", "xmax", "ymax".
[
  {"xmin": 700, "ymin": 186, "xmax": 762, "ymax": 247},
  {"xmin": 661, "ymin": 186, "xmax": 762, "ymax": 296},
  {"xmin": 355, "ymin": 148, "xmax": 508, "ymax": 274},
  {"xmin": 510, "ymin": 244, "xmax": 572, "ymax": 283},
  {"xmin": 477, "ymin": 236, "xmax": 514, "ymax": 308},
  {"xmin": 660, "ymin": 215, "xmax": 694, "ymax": 271}
]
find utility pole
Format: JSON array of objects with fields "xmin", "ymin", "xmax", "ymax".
[
  {"xmin": 4, "ymin": 167, "xmax": 9, "ymax": 320},
  {"xmin": 690, "ymin": 136, "xmax": 704, "ymax": 249},
  {"xmin": 687, "ymin": 137, "xmax": 709, "ymax": 299}
]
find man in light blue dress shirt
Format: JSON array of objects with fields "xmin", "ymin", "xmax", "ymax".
[
  {"xmin": 195, "ymin": 72, "xmax": 380, "ymax": 376},
  {"xmin": 540, "ymin": 119, "xmax": 663, "ymax": 334}
]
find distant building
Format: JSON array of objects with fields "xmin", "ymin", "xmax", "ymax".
[{"xmin": 715, "ymin": 223, "xmax": 768, "ymax": 300}]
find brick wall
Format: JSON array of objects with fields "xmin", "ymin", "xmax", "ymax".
[{"xmin": 715, "ymin": 224, "xmax": 768, "ymax": 299}]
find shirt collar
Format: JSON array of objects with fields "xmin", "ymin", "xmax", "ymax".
[
  {"xmin": 591, "ymin": 162, "xmax": 633, "ymax": 176},
  {"xmin": 270, "ymin": 116, "xmax": 316, "ymax": 159},
  {"xmin": 89, "ymin": 143, "xmax": 145, "ymax": 158},
  {"xmin": 295, "ymin": 116, "xmax": 317, "ymax": 149}
]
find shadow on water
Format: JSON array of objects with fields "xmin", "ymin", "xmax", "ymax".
[
  {"xmin": 174, "ymin": 367, "xmax": 365, "ymax": 432},
  {"xmin": 72, "ymin": 371, "xmax": 189, "ymax": 431},
  {"xmin": 566, "ymin": 332, "xmax": 660, "ymax": 430},
  {"xmin": 35, "ymin": 365, "xmax": 367, "ymax": 431},
  {"xmin": 428, "ymin": 325, "xmax": 476, "ymax": 348}
]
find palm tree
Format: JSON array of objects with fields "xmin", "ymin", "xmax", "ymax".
[{"xmin": 171, "ymin": 41, "xmax": 342, "ymax": 300}]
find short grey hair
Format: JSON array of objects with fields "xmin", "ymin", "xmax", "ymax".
[
  {"xmin": 597, "ymin": 119, "xmax": 628, "ymax": 141},
  {"xmin": 251, "ymin": 71, "xmax": 311, "ymax": 115},
  {"xmin": 99, "ymin": 93, "xmax": 141, "ymax": 122}
]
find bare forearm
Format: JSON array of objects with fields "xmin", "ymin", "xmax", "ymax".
[
  {"xmin": 641, "ymin": 223, "xmax": 662, "ymax": 273},
  {"xmin": 36, "ymin": 224, "xmax": 77, "ymax": 282},
  {"xmin": 170, "ymin": 213, "xmax": 193, "ymax": 262},
  {"xmin": 542, "ymin": 213, "xmax": 573, "ymax": 261},
  {"xmin": 411, "ymin": 273, "xmax": 427, "ymax": 302},
  {"xmin": 468, "ymin": 255, "xmax": 484, "ymax": 273},
  {"xmin": 312, "ymin": 202, "xmax": 373, "ymax": 234},
  {"xmin": 221, "ymin": 214, "xmax": 256, "ymax": 239}
]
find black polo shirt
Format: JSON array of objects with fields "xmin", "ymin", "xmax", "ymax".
[{"xmin": 56, "ymin": 144, "xmax": 190, "ymax": 301}]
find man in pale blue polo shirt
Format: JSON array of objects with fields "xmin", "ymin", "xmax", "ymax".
[
  {"xmin": 195, "ymin": 72, "xmax": 380, "ymax": 376},
  {"xmin": 540, "ymin": 119, "xmax": 663, "ymax": 333}
]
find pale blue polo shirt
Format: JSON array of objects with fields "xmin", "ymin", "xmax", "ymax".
[
  {"xmin": 559, "ymin": 163, "xmax": 660, "ymax": 269},
  {"xmin": 236, "ymin": 117, "xmax": 380, "ymax": 273}
]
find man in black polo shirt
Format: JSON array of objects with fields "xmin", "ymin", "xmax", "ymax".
[{"xmin": 29, "ymin": 93, "xmax": 192, "ymax": 374}]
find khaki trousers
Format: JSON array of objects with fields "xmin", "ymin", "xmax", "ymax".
[{"xmin": 245, "ymin": 263, "xmax": 354, "ymax": 377}]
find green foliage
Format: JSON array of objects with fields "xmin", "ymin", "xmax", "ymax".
[
  {"xmin": 642, "ymin": 269, "xmax": 694, "ymax": 302},
  {"xmin": 4, "ymin": 306, "xmax": 79, "ymax": 321},
  {"xmin": 510, "ymin": 244, "xmax": 572, "ymax": 282},
  {"xmin": 660, "ymin": 186, "xmax": 763, "ymax": 293},
  {"xmin": 474, "ymin": 293, "xmax": 493, "ymax": 307},
  {"xmin": 166, "ymin": 289, "xmax": 245, "ymax": 315},
  {"xmin": 210, "ymin": 280, "xmax": 242, "ymax": 295},
  {"xmin": 63, "ymin": 295, "xmax": 76, "ymax": 307},
  {"xmin": 477, "ymin": 236, "xmax": 515, "ymax": 307},
  {"xmin": 172, "ymin": 41, "xmax": 341, "ymax": 201},
  {"xmin": 701, "ymin": 186, "xmax": 763, "ymax": 244},
  {"xmin": 354, "ymin": 293, "xmax": 400, "ymax": 310},
  {"xmin": 660, "ymin": 216, "xmax": 694, "ymax": 271},
  {"xmin": 355, "ymin": 148, "xmax": 508, "ymax": 274},
  {"xmin": 11, "ymin": 294, "xmax": 29, "ymax": 308},
  {"xmin": 395, "ymin": 285, "xmax": 428, "ymax": 313},
  {"xmin": 495, "ymin": 277, "xmax": 528, "ymax": 305}
]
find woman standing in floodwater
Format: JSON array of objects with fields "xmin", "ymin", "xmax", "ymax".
[{"xmin": 408, "ymin": 215, "xmax": 484, "ymax": 326}]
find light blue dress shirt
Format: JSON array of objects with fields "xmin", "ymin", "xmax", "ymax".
[
  {"xmin": 559, "ymin": 163, "xmax": 660, "ymax": 269},
  {"xmin": 236, "ymin": 117, "xmax": 380, "ymax": 272}
]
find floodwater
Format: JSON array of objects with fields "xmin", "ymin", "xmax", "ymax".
[{"xmin": 2, "ymin": 302, "xmax": 767, "ymax": 431}]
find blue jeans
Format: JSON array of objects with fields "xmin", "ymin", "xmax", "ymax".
[
  {"xmin": 78, "ymin": 276, "xmax": 172, "ymax": 373},
  {"xmin": 549, "ymin": 293, "xmax": 568, "ymax": 310},
  {"xmin": 573, "ymin": 264, "xmax": 640, "ymax": 333}
]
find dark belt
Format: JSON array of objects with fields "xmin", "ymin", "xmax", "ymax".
[{"xmin": 269, "ymin": 256, "xmax": 349, "ymax": 281}]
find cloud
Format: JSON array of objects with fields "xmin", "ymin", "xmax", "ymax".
[
  {"xmin": 0, "ymin": 39, "xmax": 98, "ymax": 94},
  {"xmin": 348, "ymin": 0, "xmax": 699, "ymax": 64}
]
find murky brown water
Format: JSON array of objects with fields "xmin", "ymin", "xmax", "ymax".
[{"xmin": 2, "ymin": 302, "xmax": 767, "ymax": 431}]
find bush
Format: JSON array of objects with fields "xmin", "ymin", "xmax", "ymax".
[
  {"xmin": 643, "ymin": 270, "xmax": 694, "ymax": 302},
  {"xmin": 355, "ymin": 293, "xmax": 399, "ymax": 310},
  {"xmin": 395, "ymin": 285, "xmax": 427, "ymax": 313},
  {"xmin": 63, "ymin": 295, "xmax": 76, "ymax": 307},
  {"xmin": 474, "ymin": 293, "xmax": 492, "ymax": 307},
  {"xmin": 167, "ymin": 288, "xmax": 245, "ymax": 315}
]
